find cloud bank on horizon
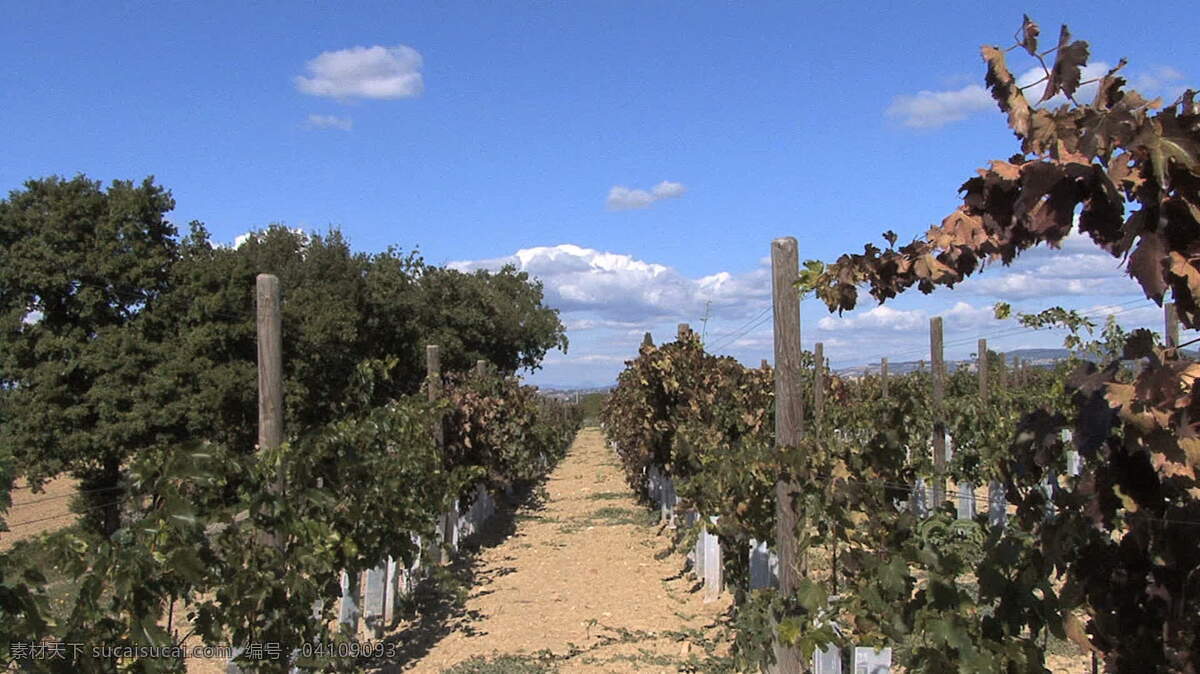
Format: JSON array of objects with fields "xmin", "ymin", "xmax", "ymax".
[{"xmin": 449, "ymin": 231, "xmax": 1157, "ymax": 388}]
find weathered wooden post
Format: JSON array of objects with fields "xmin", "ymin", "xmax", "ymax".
[
  {"xmin": 1166, "ymin": 301, "xmax": 1180, "ymax": 349},
  {"xmin": 814, "ymin": 342, "xmax": 836, "ymax": 597},
  {"xmin": 813, "ymin": 342, "xmax": 825, "ymax": 426},
  {"xmin": 989, "ymin": 351, "xmax": 1006, "ymax": 526},
  {"xmin": 427, "ymin": 345, "xmax": 454, "ymax": 565},
  {"xmin": 475, "ymin": 359, "xmax": 488, "ymax": 377},
  {"xmin": 977, "ymin": 339, "xmax": 989, "ymax": 400},
  {"xmin": 930, "ymin": 317, "xmax": 946, "ymax": 508},
  {"xmin": 770, "ymin": 237, "xmax": 804, "ymax": 673},
  {"xmin": 256, "ymin": 274, "xmax": 284, "ymax": 543},
  {"xmin": 233, "ymin": 274, "xmax": 288, "ymax": 673}
]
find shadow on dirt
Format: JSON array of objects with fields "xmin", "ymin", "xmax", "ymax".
[{"xmin": 365, "ymin": 477, "xmax": 552, "ymax": 672}]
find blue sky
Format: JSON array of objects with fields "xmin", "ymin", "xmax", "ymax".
[{"xmin": 4, "ymin": 2, "xmax": 1196, "ymax": 387}]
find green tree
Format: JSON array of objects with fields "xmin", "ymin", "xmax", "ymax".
[
  {"xmin": 409, "ymin": 265, "xmax": 568, "ymax": 376},
  {"xmin": 0, "ymin": 175, "xmax": 180, "ymax": 535},
  {"xmin": 148, "ymin": 224, "xmax": 431, "ymax": 456}
]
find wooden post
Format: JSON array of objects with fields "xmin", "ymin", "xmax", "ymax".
[
  {"xmin": 1166, "ymin": 302, "xmax": 1180, "ymax": 349},
  {"xmin": 427, "ymin": 345, "xmax": 452, "ymax": 565},
  {"xmin": 989, "ymin": 349, "xmax": 1008, "ymax": 526},
  {"xmin": 813, "ymin": 343, "xmax": 825, "ymax": 428},
  {"xmin": 240, "ymin": 274, "xmax": 286, "ymax": 672},
  {"xmin": 256, "ymin": 274, "xmax": 284, "ymax": 547},
  {"xmin": 814, "ymin": 342, "xmax": 836, "ymax": 595},
  {"xmin": 770, "ymin": 237, "xmax": 804, "ymax": 674},
  {"xmin": 475, "ymin": 359, "xmax": 488, "ymax": 377},
  {"xmin": 761, "ymin": 359, "xmax": 770, "ymax": 369},
  {"xmin": 881, "ymin": 357, "xmax": 889, "ymax": 399},
  {"xmin": 978, "ymin": 339, "xmax": 988, "ymax": 401},
  {"xmin": 930, "ymin": 317, "xmax": 946, "ymax": 508},
  {"xmin": 427, "ymin": 345, "xmax": 443, "ymax": 435}
]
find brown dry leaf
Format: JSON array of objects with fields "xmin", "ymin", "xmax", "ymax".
[
  {"xmin": 1181, "ymin": 437, "xmax": 1200, "ymax": 471},
  {"xmin": 1026, "ymin": 110, "xmax": 1060, "ymax": 155},
  {"xmin": 1107, "ymin": 152, "xmax": 1145, "ymax": 194},
  {"xmin": 1018, "ymin": 15, "xmax": 1039, "ymax": 56},
  {"xmin": 932, "ymin": 210, "xmax": 988, "ymax": 249},
  {"xmin": 1092, "ymin": 58, "xmax": 1129, "ymax": 110},
  {"xmin": 1015, "ymin": 162, "xmax": 1066, "ymax": 221},
  {"xmin": 982, "ymin": 45, "xmax": 1032, "ymax": 138},
  {"xmin": 1168, "ymin": 252, "xmax": 1200, "ymax": 300},
  {"xmin": 914, "ymin": 253, "xmax": 956, "ymax": 284},
  {"xmin": 1105, "ymin": 382, "xmax": 1144, "ymax": 420},
  {"xmin": 1055, "ymin": 138, "xmax": 1093, "ymax": 166},
  {"xmin": 1042, "ymin": 25, "xmax": 1090, "ymax": 103},
  {"xmin": 1127, "ymin": 231, "xmax": 1168, "ymax": 300},
  {"xmin": 987, "ymin": 159, "xmax": 1023, "ymax": 181}
]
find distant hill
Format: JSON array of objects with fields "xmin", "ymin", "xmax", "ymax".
[
  {"xmin": 836, "ymin": 348, "xmax": 1076, "ymax": 377},
  {"xmin": 537, "ymin": 386, "xmax": 612, "ymax": 402},
  {"xmin": 836, "ymin": 346, "xmax": 1196, "ymax": 377}
]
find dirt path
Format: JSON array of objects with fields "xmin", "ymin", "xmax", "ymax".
[{"xmin": 390, "ymin": 427, "xmax": 733, "ymax": 673}]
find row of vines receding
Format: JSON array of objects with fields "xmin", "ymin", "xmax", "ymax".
[
  {"xmin": 602, "ymin": 14, "xmax": 1198, "ymax": 674},
  {"xmin": 1, "ymin": 213, "xmax": 582, "ymax": 672}
]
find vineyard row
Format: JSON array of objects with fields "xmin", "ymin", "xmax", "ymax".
[{"xmin": 601, "ymin": 237, "xmax": 1197, "ymax": 673}]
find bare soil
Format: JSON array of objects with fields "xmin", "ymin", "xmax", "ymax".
[
  {"xmin": 2, "ymin": 475, "xmax": 80, "ymax": 551},
  {"xmin": 385, "ymin": 427, "xmax": 734, "ymax": 673}
]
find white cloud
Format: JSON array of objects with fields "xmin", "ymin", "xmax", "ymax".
[
  {"xmin": 606, "ymin": 180, "xmax": 687, "ymax": 211},
  {"xmin": 295, "ymin": 45, "xmax": 423, "ymax": 101},
  {"xmin": 305, "ymin": 114, "xmax": 353, "ymax": 131},
  {"xmin": 1130, "ymin": 65, "xmax": 1187, "ymax": 102},
  {"xmin": 564, "ymin": 318, "xmax": 644, "ymax": 331},
  {"xmin": 961, "ymin": 230, "xmax": 1141, "ymax": 300},
  {"xmin": 819, "ymin": 305, "xmax": 926, "ymax": 332},
  {"xmin": 548, "ymin": 354, "xmax": 629, "ymax": 365},
  {"xmin": 885, "ymin": 83, "xmax": 993, "ymax": 128},
  {"xmin": 817, "ymin": 301, "xmax": 1006, "ymax": 334},
  {"xmin": 449, "ymin": 243, "xmax": 768, "ymax": 324},
  {"xmin": 943, "ymin": 301, "xmax": 1003, "ymax": 329},
  {"xmin": 886, "ymin": 61, "xmax": 1115, "ymax": 129}
]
